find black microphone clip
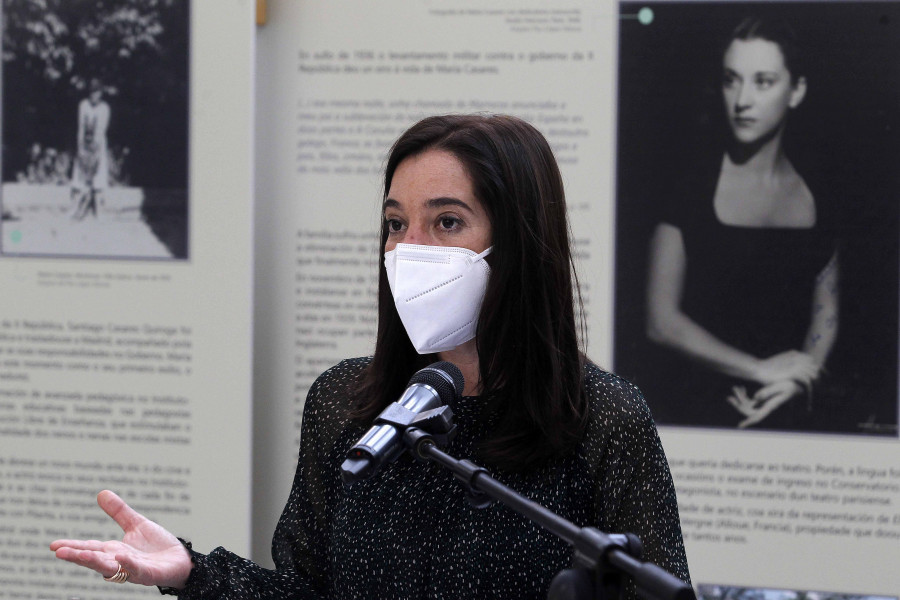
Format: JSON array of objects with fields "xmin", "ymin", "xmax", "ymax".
[
  {"xmin": 341, "ymin": 361, "xmax": 464, "ymax": 486},
  {"xmin": 388, "ymin": 403, "xmax": 458, "ymax": 456}
]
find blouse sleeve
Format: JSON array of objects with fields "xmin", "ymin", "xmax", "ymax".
[
  {"xmin": 583, "ymin": 367, "xmax": 691, "ymax": 597},
  {"xmin": 171, "ymin": 359, "xmax": 365, "ymax": 600}
]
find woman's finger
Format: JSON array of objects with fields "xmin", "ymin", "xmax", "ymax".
[
  {"xmin": 753, "ymin": 386, "xmax": 779, "ymax": 403},
  {"xmin": 750, "ymin": 392, "xmax": 792, "ymax": 425},
  {"xmin": 53, "ymin": 546, "xmax": 120, "ymax": 576},
  {"xmin": 732, "ymin": 386, "xmax": 750, "ymax": 402},
  {"xmin": 739, "ymin": 388, "xmax": 796, "ymax": 428},
  {"xmin": 737, "ymin": 407, "xmax": 767, "ymax": 428},
  {"xmin": 755, "ymin": 397, "xmax": 786, "ymax": 420},
  {"xmin": 726, "ymin": 394, "xmax": 744, "ymax": 414},
  {"xmin": 97, "ymin": 489, "xmax": 146, "ymax": 533},
  {"xmin": 738, "ymin": 404, "xmax": 775, "ymax": 428},
  {"xmin": 54, "ymin": 543, "xmax": 165, "ymax": 587},
  {"xmin": 50, "ymin": 539, "xmax": 109, "ymax": 552},
  {"xmin": 727, "ymin": 388, "xmax": 758, "ymax": 418},
  {"xmin": 755, "ymin": 380, "xmax": 803, "ymax": 402}
]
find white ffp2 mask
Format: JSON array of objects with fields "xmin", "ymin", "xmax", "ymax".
[{"xmin": 384, "ymin": 243, "xmax": 492, "ymax": 354}]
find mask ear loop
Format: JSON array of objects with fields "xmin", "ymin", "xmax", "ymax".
[{"xmin": 467, "ymin": 246, "xmax": 493, "ymax": 265}]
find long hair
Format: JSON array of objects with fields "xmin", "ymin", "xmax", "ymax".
[{"xmin": 351, "ymin": 114, "xmax": 588, "ymax": 472}]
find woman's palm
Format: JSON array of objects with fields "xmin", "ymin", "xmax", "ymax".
[{"xmin": 50, "ymin": 490, "xmax": 192, "ymax": 589}]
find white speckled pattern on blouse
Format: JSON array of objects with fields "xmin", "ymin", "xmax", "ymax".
[{"xmin": 174, "ymin": 357, "xmax": 690, "ymax": 599}]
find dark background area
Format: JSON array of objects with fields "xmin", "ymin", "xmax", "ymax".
[{"xmin": 613, "ymin": 2, "xmax": 900, "ymax": 433}]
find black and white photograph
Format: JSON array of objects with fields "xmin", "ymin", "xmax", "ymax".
[
  {"xmin": 613, "ymin": 2, "xmax": 900, "ymax": 434},
  {"xmin": 697, "ymin": 583, "xmax": 895, "ymax": 600},
  {"xmin": 1, "ymin": 0, "xmax": 190, "ymax": 259}
]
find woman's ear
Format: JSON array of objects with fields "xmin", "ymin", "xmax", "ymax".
[{"xmin": 789, "ymin": 76, "xmax": 807, "ymax": 109}]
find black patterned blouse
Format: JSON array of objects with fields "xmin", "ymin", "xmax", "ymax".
[{"xmin": 172, "ymin": 357, "xmax": 690, "ymax": 599}]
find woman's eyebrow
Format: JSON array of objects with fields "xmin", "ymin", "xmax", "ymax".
[
  {"xmin": 382, "ymin": 197, "xmax": 473, "ymax": 212},
  {"xmin": 426, "ymin": 197, "xmax": 472, "ymax": 211}
]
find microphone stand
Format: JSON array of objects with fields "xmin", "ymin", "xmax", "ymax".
[{"xmin": 401, "ymin": 423, "xmax": 695, "ymax": 600}]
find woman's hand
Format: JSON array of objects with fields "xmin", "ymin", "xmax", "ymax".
[
  {"xmin": 754, "ymin": 350, "xmax": 820, "ymax": 388},
  {"xmin": 725, "ymin": 385, "xmax": 756, "ymax": 421},
  {"xmin": 49, "ymin": 490, "xmax": 192, "ymax": 589},
  {"xmin": 726, "ymin": 381, "xmax": 804, "ymax": 429}
]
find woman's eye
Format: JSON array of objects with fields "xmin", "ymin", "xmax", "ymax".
[
  {"xmin": 755, "ymin": 76, "xmax": 775, "ymax": 89},
  {"xmin": 439, "ymin": 217, "xmax": 460, "ymax": 230},
  {"xmin": 385, "ymin": 219, "xmax": 404, "ymax": 233}
]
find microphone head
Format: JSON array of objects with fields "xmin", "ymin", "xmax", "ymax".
[{"xmin": 409, "ymin": 361, "xmax": 464, "ymax": 402}]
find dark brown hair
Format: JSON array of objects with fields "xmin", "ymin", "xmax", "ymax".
[
  {"xmin": 727, "ymin": 16, "xmax": 805, "ymax": 83},
  {"xmin": 351, "ymin": 114, "xmax": 587, "ymax": 472}
]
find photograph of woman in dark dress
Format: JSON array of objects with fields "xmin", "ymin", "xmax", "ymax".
[
  {"xmin": 645, "ymin": 17, "xmax": 838, "ymax": 429},
  {"xmin": 614, "ymin": 3, "xmax": 900, "ymax": 434}
]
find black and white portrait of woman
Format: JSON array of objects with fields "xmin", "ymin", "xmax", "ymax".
[{"xmin": 614, "ymin": 2, "xmax": 900, "ymax": 435}]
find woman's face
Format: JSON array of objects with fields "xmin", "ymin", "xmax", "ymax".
[
  {"xmin": 383, "ymin": 149, "xmax": 492, "ymax": 254},
  {"xmin": 721, "ymin": 38, "xmax": 806, "ymax": 145},
  {"xmin": 88, "ymin": 82, "xmax": 104, "ymax": 104}
]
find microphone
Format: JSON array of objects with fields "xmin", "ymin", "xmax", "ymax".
[{"xmin": 341, "ymin": 361, "xmax": 464, "ymax": 485}]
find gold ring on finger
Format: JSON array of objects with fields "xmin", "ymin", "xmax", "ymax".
[{"xmin": 103, "ymin": 563, "xmax": 130, "ymax": 584}]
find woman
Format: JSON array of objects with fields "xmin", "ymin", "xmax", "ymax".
[
  {"xmin": 70, "ymin": 78, "xmax": 111, "ymax": 220},
  {"xmin": 644, "ymin": 18, "xmax": 840, "ymax": 429},
  {"xmin": 51, "ymin": 115, "xmax": 689, "ymax": 598}
]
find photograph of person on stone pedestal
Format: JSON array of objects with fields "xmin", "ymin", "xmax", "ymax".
[{"xmin": 1, "ymin": 0, "xmax": 190, "ymax": 260}]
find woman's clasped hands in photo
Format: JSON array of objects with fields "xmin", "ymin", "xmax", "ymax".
[{"xmin": 726, "ymin": 349, "xmax": 822, "ymax": 428}]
